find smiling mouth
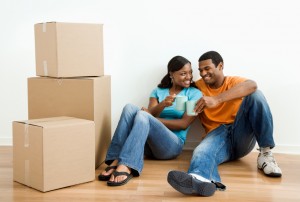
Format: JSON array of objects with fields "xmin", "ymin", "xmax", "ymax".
[
  {"xmin": 203, "ymin": 74, "xmax": 212, "ymax": 80},
  {"xmin": 184, "ymin": 80, "xmax": 191, "ymax": 85}
]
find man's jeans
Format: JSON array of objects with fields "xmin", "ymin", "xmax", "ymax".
[
  {"xmin": 188, "ymin": 90, "xmax": 275, "ymax": 182},
  {"xmin": 105, "ymin": 104, "xmax": 184, "ymax": 176}
]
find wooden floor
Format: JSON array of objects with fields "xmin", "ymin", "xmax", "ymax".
[{"xmin": 1, "ymin": 146, "xmax": 300, "ymax": 202}]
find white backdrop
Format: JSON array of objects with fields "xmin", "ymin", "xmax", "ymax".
[{"xmin": 1, "ymin": 0, "xmax": 299, "ymax": 153}]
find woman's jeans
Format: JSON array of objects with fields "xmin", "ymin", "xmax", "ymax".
[
  {"xmin": 105, "ymin": 104, "xmax": 184, "ymax": 176},
  {"xmin": 188, "ymin": 90, "xmax": 275, "ymax": 182}
]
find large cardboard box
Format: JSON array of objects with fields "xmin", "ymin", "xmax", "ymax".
[
  {"xmin": 34, "ymin": 22, "xmax": 104, "ymax": 77},
  {"xmin": 28, "ymin": 76, "xmax": 111, "ymax": 167},
  {"xmin": 13, "ymin": 116, "xmax": 95, "ymax": 192}
]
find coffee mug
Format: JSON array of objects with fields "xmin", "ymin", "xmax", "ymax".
[
  {"xmin": 175, "ymin": 95, "xmax": 187, "ymax": 111},
  {"xmin": 186, "ymin": 100, "xmax": 198, "ymax": 116}
]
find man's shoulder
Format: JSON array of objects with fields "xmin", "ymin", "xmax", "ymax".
[
  {"xmin": 225, "ymin": 76, "xmax": 248, "ymax": 84},
  {"xmin": 195, "ymin": 78, "xmax": 204, "ymax": 85}
]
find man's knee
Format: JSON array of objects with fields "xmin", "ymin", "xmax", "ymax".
[{"xmin": 247, "ymin": 90, "xmax": 267, "ymax": 102}]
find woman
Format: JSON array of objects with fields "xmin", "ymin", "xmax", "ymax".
[{"xmin": 98, "ymin": 55, "xmax": 202, "ymax": 186}]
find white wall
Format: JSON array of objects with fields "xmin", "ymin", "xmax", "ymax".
[{"xmin": 1, "ymin": 0, "xmax": 299, "ymax": 153}]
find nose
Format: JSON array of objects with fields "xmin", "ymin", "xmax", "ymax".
[
  {"xmin": 199, "ymin": 69, "xmax": 206, "ymax": 77},
  {"xmin": 186, "ymin": 72, "xmax": 192, "ymax": 79}
]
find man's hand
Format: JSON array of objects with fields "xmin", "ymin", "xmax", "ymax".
[{"xmin": 195, "ymin": 96, "xmax": 220, "ymax": 113}]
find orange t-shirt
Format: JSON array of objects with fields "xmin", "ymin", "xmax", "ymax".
[{"xmin": 195, "ymin": 76, "xmax": 247, "ymax": 134}]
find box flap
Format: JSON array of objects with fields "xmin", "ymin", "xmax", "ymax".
[{"xmin": 13, "ymin": 117, "xmax": 90, "ymax": 128}]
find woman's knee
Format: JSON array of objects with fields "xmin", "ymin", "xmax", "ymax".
[
  {"xmin": 134, "ymin": 110, "xmax": 150, "ymax": 125},
  {"xmin": 122, "ymin": 103, "xmax": 139, "ymax": 114}
]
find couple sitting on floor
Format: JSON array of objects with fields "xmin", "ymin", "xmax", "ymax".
[{"xmin": 98, "ymin": 51, "xmax": 282, "ymax": 197}]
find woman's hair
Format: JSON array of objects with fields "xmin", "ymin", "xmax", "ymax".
[{"xmin": 158, "ymin": 55, "xmax": 196, "ymax": 88}]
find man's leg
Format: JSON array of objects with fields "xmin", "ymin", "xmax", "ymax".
[
  {"xmin": 231, "ymin": 90, "xmax": 282, "ymax": 177},
  {"xmin": 167, "ymin": 125, "xmax": 230, "ymax": 196}
]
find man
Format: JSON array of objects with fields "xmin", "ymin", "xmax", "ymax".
[{"xmin": 167, "ymin": 51, "xmax": 282, "ymax": 197}]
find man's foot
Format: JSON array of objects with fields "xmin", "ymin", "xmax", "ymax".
[
  {"xmin": 257, "ymin": 151, "xmax": 282, "ymax": 177},
  {"xmin": 167, "ymin": 170, "xmax": 216, "ymax": 197}
]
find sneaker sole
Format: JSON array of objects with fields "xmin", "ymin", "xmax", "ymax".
[
  {"xmin": 167, "ymin": 171, "xmax": 216, "ymax": 197},
  {"xmin": 258, "ymin": 167, "xmax": 282, "ymax": 177}
]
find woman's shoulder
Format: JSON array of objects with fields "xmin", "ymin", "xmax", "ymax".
[
  {"xmin": 185, "ymin": 86, "xmax": 201, "ymax": 93},
  {"xmin": 150, "ymin": 87, "xmax": 169, "ymax": 96},
  {"xmin": 182, "ymin": 87, "xmax": 202, "ymax": 100},
  {"xmin": 154, "ymin": 87, "xmax": 169, "ymax": 92}
]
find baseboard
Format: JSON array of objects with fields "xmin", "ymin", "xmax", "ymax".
[
  {"xmin": 183, "ymin": 141, "xmax": 300, "ymax": 155},
  {"xmin": 0, "ymin": 137, "xmax": 12, "ymax": 146}
]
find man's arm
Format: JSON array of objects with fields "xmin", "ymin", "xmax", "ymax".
[{"xmin": 195, "ymin": 80, "xmax": 257, "ymax": 113}]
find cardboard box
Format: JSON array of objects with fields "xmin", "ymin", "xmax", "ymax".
[
  {"xmin": 13, "ymin": 117, "xmax": 95, "ymax": 192},
  {"xmin": 34, "ymin": 22, "xmax": 104, "ymax": 77},
  {"xmin": 28, "ymin": 76, "xmax": 111, "ymax": 167}
]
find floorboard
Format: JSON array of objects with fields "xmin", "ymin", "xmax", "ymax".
[{"xmin": 1, "ymin": 146, "xmax": 299, "ymax": 202}]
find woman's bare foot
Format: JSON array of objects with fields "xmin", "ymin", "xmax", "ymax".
[
  {"xmin": 109, "ymin": 164, "xmax": 131, "ymax": 183},
  {"xmin": 98, "ymin": 160, "xmax": 120, "ymax": 181}
]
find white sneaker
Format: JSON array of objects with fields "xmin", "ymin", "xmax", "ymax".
[{"xmin": 257, "ymin": 151, "xmax": 282, "ymax": 177}]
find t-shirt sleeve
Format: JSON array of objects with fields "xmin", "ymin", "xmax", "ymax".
[
  {"xmin": 150, "ymin": 88, "xmax": 158, "ymax": 98},
  {"xmin": 227, "ymin": 76, "xmax": 248, "ymax": 87},
  {"xmin": 188, "ymin": 87, "xmax": 202, "ymax": 100}
]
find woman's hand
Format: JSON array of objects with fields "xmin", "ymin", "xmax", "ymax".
[
  {"xmin": 141, "ymin": 107, "xmax": 150, "ymax": 114},
  {"xmin": 163, "ymin": 94, "xmax": 176, "ymax": 107}
]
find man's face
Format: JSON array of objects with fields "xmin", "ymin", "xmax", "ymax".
[{"xmin": 198, "ymin": 59, "xmax": 223, "ymax": 88}]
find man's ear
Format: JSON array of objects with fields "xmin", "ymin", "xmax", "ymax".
[{"xmin": 218, "ymin": 62, "xmax": 224, "ymax": 70}]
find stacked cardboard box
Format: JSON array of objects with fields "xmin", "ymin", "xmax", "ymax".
[
  {"xmin": 13, "ymin": 22, "xmax": 111, "ymax": 192},
  {"xmin": 13, "ymin": 117, "xmax": 95, "ymax": 192}
]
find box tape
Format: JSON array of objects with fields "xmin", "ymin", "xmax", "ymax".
[
  {"xmin": 25, "ymin": 160, "xmax": 30, "ymax": 186},
  {"xmin": 42, "ymin": 23, "xmax": 47, "ymax": 32},
  {"xmin": 56, "ymin": 78, "xmax": 63, "ymax": 85},
  {"xmin": 43, "ymin": 60, "xmax": 48, "ymax": 76},
  {"xmin": 24, "ymin": 123, "xmax": 29, "ymax": 148},
  {"xmin": 24, "ymin": 122, "xmax": 30, "ymax": 186}
]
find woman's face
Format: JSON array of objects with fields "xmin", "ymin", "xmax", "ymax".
[{"xmin": 170, "ymin": 63, "xmax": 193, "ymax": 88}]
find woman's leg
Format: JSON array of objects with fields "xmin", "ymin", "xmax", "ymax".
[
  {"xmin": 104, "ymin": 104, "xmax": 140, "ymax": 164},
  {"xmin": 144, "ymin": 116, "xmax": 184, "ymax": 160},
  {"xmin": 100, "ymin": 104, "xmax": 139, "ymax": 178},
  {"xmin": 117, "ymin": 110, "xmax": 183, "ymax": 176}
]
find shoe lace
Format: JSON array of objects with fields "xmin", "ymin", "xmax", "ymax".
[{"xmin": 261, "ymin": 151, "xmax": 278, "ymax": 166}]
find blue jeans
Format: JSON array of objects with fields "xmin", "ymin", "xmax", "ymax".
[
  {"xmin": 105, "ymin": 104, "xmax": 184, "ymax": 176},
  {"xmin": 188, "ymin": 90, "xmax": 275, "ymax": 182}
]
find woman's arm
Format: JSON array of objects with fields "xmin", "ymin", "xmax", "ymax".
[
  {"xmin": 157, "ymin": 113, "xmax": 198, "ymax": 130},
  {"xmin": 141, "ymin": 97, "xmax": 197, "ymax": 130},
  {"xmin": 147, "ymin": 95, "xmax": 176, "ymax": 117}
]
